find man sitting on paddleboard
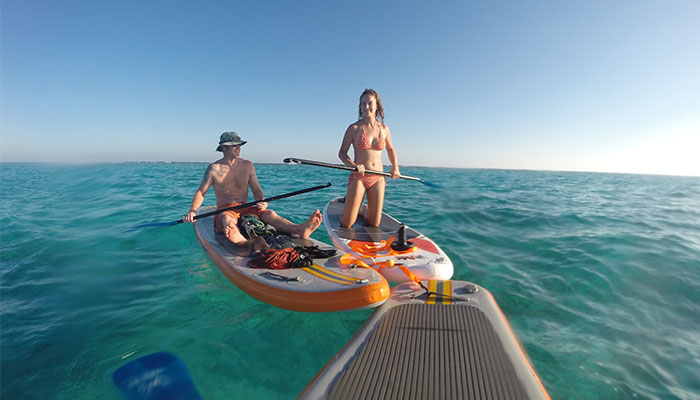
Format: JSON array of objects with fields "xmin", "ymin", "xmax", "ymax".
[{"xmin": 183, "ymin": 131, "xmax": 322, "ymax": 253}]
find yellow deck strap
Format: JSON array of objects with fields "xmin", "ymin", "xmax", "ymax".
[
  {"xmin": 301, "ymin": 265, "xmax": 354, "ymax": 285},
  {"xmin": 426, "ymin": 280, "xmax": 453, "ymax": 305},
  {"xmin": 307, "ymin": 264, "xmax": 359, "ymax": 282},
  {"xmin": 443, "ymin": 280, "xmax": 453, "ymax": 304},
  {"xmin": 427, "ymin": 280, "xmax": 438, "ymax": 304}
]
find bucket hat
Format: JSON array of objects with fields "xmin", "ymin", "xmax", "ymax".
[{"xmin": 216, "ymin": 131, "xmax": 247, "ymax": 151}]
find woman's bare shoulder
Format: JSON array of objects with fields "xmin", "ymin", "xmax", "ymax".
[
  {"xmin": 346, "ymin": 121, "xmax": 362, "ymax": 131},
  {"xmin": 381, "ymin": 123, "xmax": 391, "ymax": 134},
  {"xmin": 344, "ymin": 122, "xmax": 361, "ymax": 137}
]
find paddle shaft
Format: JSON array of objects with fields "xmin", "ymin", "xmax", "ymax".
[
  {"xmin": 283, "ymin": 158, "xmax": 423, "ymax": 182},
  {"xmin": 124, "ymin": 183, "xmax": 331, "ymax": 232},
  {"xmin": 185, "ymin": 182, "xmax": 332, "ymax": 223}
]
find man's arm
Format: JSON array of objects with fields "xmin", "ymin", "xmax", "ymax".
[
  {"xmin": 248, "ymin": 163, "xmax": 265, "ymax": 202},
  {"xmin": 183, "ymin": 165, "xmax": 214, "ymax": 223}
]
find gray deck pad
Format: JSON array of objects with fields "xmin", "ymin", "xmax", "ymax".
[
  {"xmin": 327, "ymin": 303, "xmax": 530, "ymax": 400},
  {"xmin": 326, "ymin": 199, "xmax": 420, "ymax": 243}
]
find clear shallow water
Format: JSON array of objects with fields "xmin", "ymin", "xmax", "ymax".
[{"xmin": 1, "ymin": 163, "xmax": 699, "ymax": 400}]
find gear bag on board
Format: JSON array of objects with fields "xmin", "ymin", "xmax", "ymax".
[{"xmin": 238, "ymin": 215, "xmax": 337, "ymax": 269}]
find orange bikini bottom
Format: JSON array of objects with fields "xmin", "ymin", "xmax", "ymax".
[{"xmin": 349, "ymin": 172, "xmax": 384, "ymax": 189}]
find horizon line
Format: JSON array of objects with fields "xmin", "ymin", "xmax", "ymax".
[{"xmin": 1, "ymin": 160, "xmax": 698, "ymax": 178}]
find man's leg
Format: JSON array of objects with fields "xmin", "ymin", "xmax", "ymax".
[
  {"xmin": 222, "ymin": 213, "xmax": 268, "ymax": 253},
  {"xmin": 259, "ymin": 209, "xmax": 322, "ymax": 239}
]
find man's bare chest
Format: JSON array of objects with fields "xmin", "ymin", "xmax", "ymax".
[{"xmin": 212, "ymin": 167, "xmax": 248, "ymax": 190}]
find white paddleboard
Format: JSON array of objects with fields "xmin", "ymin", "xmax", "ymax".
[{"xmin": 323, "ymin": 197, "xmax": 453, "ymax": 283}]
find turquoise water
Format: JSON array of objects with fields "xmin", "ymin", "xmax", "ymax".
[{"xmin": 1, "ymin": 163, "xmax": 699, "ymax": 400}]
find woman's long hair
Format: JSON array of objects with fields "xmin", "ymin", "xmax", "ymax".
[{"xmin": 358, "ymin": 88, "xmax": 385, "ymax": 124}]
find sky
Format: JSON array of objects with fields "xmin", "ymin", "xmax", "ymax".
[{"xmin": 1, "ymin": 0, "xmax": 699, "ymax": 176}]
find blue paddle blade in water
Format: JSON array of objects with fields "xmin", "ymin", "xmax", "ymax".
[
  {"xmin": 420, "ymin": 179, "xmax": 440, "ymax": 188},
  {"xmin": 113, "ymin": 352, "xmax": 203, "ymax": 400}
]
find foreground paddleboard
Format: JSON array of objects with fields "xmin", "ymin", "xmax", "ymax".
[
  {"xmin": 194, "ymin": 206, "xmax": 389, "ymax": 312},
  {"xmin": 300, "ymin": 280, "xmax": 551, "ymax": 399},
  {"xmin": 323, "ymin": 197, "xmax": 453, "ymax": 283}
]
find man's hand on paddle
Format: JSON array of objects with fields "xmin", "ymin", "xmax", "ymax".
[{"xmin": 184, "ymin": 210, "xmax": 196, "ymax": 223}]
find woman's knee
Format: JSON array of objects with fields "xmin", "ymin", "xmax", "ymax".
[
  {"xmin": 340, "ymin": 205, "xmax": 357, "ymax": 227},
  {"xmin": 365, "ymin": 192, "xmax": 384, "ymax": 227},
  {"xmin": 340, "ymin": 214, "xmax": 352, "ymax": 227},
  {"xmin": 364, "ymin": 209, "xmax": 381, "ymax": 227},
  {"xmin": 340, "ymin": 206, "xmax": 359, "ymax": 227}
]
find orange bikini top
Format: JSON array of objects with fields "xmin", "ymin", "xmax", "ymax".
[{"xmin": 355, "ymin": 128, "xmax": 385, "ymax": 150}]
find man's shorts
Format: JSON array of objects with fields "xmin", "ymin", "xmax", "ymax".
[{"xmin": 214, "ymin": 203, "xmax": 269, "ymax": 234}]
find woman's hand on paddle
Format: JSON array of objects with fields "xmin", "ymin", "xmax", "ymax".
[
  {"xmin": 356, "ymin": 164, "xmax": 366, "ymax": 175},
  {"xmin": 389, "ymin": 166, "xmax": 400, "ymax": 179},
  {"xmin": 183, "ymin": 210, "xmax": 196, "ymax": 223}
]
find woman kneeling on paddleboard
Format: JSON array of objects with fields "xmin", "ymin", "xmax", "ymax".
[{"xmin": 338, "ymin": 89, "xmax": 400, "ymax": 227}]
